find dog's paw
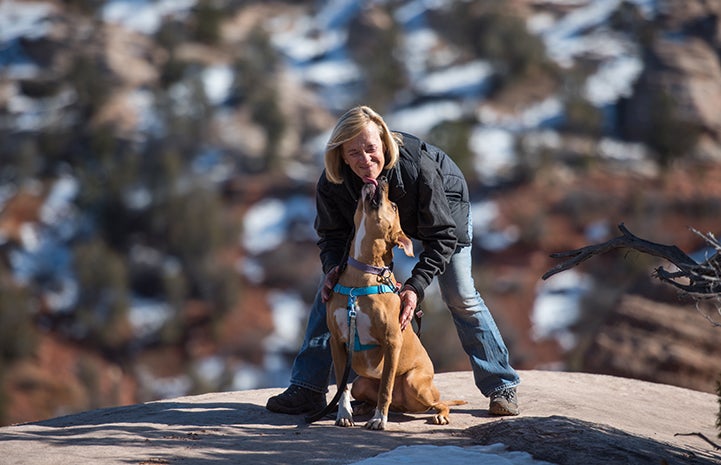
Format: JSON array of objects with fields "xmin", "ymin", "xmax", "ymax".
[
  {"xmin": 335, "ymin": 390, "xmax": 354, "ymax": 427},
  {"xmin": 335, "ymin": 417, "xmax": 354, "ymax": 427},
  {"xmin": 431, "ymin": 414, "xmax": 449, "ymax": 425},
  {"xmin": 364, "ymin": 410, "xmax": 387, "ymax": 430},
  {"xmin": 364, "ymin": 418, "xmax": 386, "ymax": 430}
]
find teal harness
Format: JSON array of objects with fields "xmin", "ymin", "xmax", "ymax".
[{"xmin": 333, "ymin": 283, "xmax": 398, "ymax": 351}]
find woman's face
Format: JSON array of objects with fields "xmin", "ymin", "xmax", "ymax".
[{"xmin": 341, "ymin": 123, "xmax": 385, "ymax": 183}]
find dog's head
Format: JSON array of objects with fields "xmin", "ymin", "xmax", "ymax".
[{"xmin": 355, "ymin": 177, "xmax": 413, "ymax": 258}]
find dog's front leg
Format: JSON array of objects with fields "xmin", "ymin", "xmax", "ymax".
[
  {"xmin": 329, "ymin": 335, "xmax": 354, "ymax": 427},
  {"xmin": 366, "ymin": 338, "xmax": 401, "ymax": 430},
  {"xmin": 336, "ymin": 385, "xmax": 354, "ymax": 427}
]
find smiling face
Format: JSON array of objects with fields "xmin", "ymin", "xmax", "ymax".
[{"xmin": 341, "ymin": 122, "xmax": 385, "ymax": 184}]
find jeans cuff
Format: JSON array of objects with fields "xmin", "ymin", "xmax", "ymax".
[
  {"xmin": 289, "ymin": 379, "xmax": 328, "ymax": 394},
  {"xmin": 487, "ymin": 381, "xmax": 520, "ymax": 397}
]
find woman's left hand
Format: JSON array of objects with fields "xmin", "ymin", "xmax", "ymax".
[{"xmin": 399, "ymin": 285, "xmax": 418, "ymax": 331}]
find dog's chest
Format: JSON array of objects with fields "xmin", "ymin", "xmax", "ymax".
[{"xmin": 331, "ymin": 304, "xmax": 378, "ymax": 348}]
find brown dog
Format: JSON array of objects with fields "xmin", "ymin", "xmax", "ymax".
[{"xmin": 326, "ymin": 177, "xmax": 464, "ymax": 430}]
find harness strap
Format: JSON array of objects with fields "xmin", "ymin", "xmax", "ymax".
[
  {"xmin": 333, "ymin": 283, "xmax": 397, "ymax": 352},
  {"xmin": 333, "ymin": 283, "xmax": 397, "ymax": 296}
]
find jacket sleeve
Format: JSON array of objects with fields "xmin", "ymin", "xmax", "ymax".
[
  {"xmin": 315, "ymin": 173, "xmax": 354, "ymax": 275},
  {"xmin": 403, "ymin": 153, "xmax": 458, "ymax": 301}
]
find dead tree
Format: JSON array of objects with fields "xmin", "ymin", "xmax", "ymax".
[{"xmin": 543, "ymin": 223, "xmax": 721, "ymax": 326}]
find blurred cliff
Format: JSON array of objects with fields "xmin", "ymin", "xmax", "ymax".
[{"xmin": 1, "ymin": 0, "xmax": 720, "ymax": 425}]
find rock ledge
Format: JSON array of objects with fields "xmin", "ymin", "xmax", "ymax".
[{"xmin": 0, "ymin": 370, "xmax": 718, "ymax": 465}]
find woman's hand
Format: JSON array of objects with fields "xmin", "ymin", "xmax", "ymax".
[
  {"xmin": 321, "ymin": 266, "xmax": 340, "ymax": 302},
  {"xmin": 399, "ymin": 285, "xmax": 418, "ymax": 331}
]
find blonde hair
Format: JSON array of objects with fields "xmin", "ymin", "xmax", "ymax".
[{"xmin": 324, "ymin": 105, "xmax": 402, "ymax": 184}]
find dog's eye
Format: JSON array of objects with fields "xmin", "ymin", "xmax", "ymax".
[{"xmin": 391, "ymin": 203, "xmax": 397, "ymax": 212}]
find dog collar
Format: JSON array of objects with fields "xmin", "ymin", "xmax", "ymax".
[{"xmin": 347, "ymin": 257, "xmax": 393, "ymax": 277}]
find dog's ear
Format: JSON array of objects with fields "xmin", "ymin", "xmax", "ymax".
[{"xmin": 396, "ymin": 234, "xmax": 414, "ymax": 257}]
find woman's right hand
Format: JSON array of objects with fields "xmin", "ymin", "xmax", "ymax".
[{"xmin": 321, "ymin": 266, "xmax": 340, "ymax": 302}]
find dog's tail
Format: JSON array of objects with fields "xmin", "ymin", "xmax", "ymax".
[{"xmin": 443, "ymin": 399, "xmax": 468, "ymax": 407}]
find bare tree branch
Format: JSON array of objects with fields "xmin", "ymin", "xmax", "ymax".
[
  {"xmin": 695, "ymin": 301, "xmax": 721, "ymax": 328},
  {"xmin": 543, "ymin": 223, "xmax": 721, "ymax": 297}
]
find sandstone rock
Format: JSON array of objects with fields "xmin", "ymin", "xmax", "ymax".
[
  {"xmin": 0, "ymin": 371, "xmax": 716, "ymax": 465},
  {"xmin": 581, "ymin": 294, "xmax": 721, "ymax": 394},
  {"xmin": 623, "ymin": 36, "xmax": 721, "ymax": 142}
]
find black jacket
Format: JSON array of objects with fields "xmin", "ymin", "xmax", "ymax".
[{"xmin": 315, "ymin": 132, "xmax": 471, "ymax": 302}]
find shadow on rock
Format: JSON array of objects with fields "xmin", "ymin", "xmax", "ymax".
[
  {"xmin": 466, "ymin": 415, "xmax": 720, "ymax": 465},
  {"xmin": 2, "ymin": 400, "xmax": 465, "ymax": 464}
]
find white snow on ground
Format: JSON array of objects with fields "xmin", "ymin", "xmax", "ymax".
[
  {"xmin": 477, "ymin": 97, "xmax": 564, "ymax": 131},
  {"xmin": 584, "ymin": 55, "xmax": 643, "ymax": 106},
  {"xmin": 5, "ymin": 88, "xmax": 78, "ymax": 131},
  {"xmin": 536, "ymin": 0, "xmax": 633, "ymax": 66},
  {"xmin": 301, "ymin": 58, "xmax": 361, "ymax": 87},
  {"xmin": 128, "ymin": 298, "xmax": 173, "ymax": 339},
  {"xmin": 101, "ymin": 0, "xmax": 196, "ymax": 35},
  {"xmin": 401, "ymin": 28, "xmax": 454, "ymax": 78},
  {"xmin": 470, "ymin": 127, "xmax": 516, "ymax": 185},
  {"xmin": 264, "ymin": 290, "xmax": 307, "ymax": 352},
  {"xmin": 415, "ymin": 60, "xmax": 494, "ymax": 96},
  {"xmin": 349, "ymin": 444, "xmax": 556, "ymax": 465},
  {"xmin": 269, "ymin": 17, "xmax": 346, "ymax": 63},
  {"xmin": 261, "ymin": 290, "xmax": 309, "ymax": 387},
  {"xmin": 386, "ymin": 100, "xmax": 465, "ymax": 136},
  {"xmin": 472, "ymin": 200, "xmax": 520, "ymax": 252},
  {"xmin": 243, "ymin": 199, "xmax": 288, "ymax": 254},
  {"xmin": 242, "ymin": 196, "xmax": 317, "ymax": 255},
  {"xmin": 0, "ymin": 0, "xmax": 56, "ymax": 43},
  {"xmin": 202, "ymin": 65, "xmax": 234, "ymax": 106},
  {"xmin": 531, "ymin": 270, "xmax": 592, "ymax": 350}
]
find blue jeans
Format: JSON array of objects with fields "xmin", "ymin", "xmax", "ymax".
[{"xmin": 289, "ymin": 244, "xmax": 520, "ymax": 398}]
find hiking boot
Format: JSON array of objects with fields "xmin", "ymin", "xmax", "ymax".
[
  {"xmin": 489, "ymin": 387, "xmax": 520, "ymax": 416},
  {"xmin": 266, "ymin": 384, "xmax": 327, "ymax": 415}
]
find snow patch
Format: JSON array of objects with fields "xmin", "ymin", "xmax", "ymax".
[
  {"xmin": 102, "ymin": 0, "xmax": 196, "ymax": 35},
  {"xmin": 350, "ymin": 444, "xmax": 556, "ymax": 465},
  {"xmin": 532, "ymin": 270, "xmax": 592, "ymax": 350},
  {"xmin": 242, "ymin": 196, "xmax": 317, "ymax": 255}
]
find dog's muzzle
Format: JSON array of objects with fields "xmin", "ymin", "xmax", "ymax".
[{"xmin": 362, "ymin": 176, "xmax": 387, "ymax": 209}]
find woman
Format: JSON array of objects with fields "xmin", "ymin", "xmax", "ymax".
[{"xmin": 266, "ymin": 105, "xmax": 520, "ymax": 416}]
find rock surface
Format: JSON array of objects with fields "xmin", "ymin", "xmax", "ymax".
[
  {"xmin": 0, "ymin": 370, "xmax": 718, "ymax": 465},
  {"xmin": 582, "ymin": 294, "xmax": 721, "ymax": 393}
]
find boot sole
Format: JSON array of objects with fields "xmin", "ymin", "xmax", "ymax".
[{"xmin": 266, "ymin": 401, "xmax": 327, "ymax": 415}]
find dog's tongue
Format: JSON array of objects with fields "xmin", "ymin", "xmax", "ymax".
[
  {"xmin": 363, "ymin": 177, "xmax": 378, "ymax": 187},
  {"xmin": 362, "ymin": 177, "xmax": 379, "ymax": 205}
]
